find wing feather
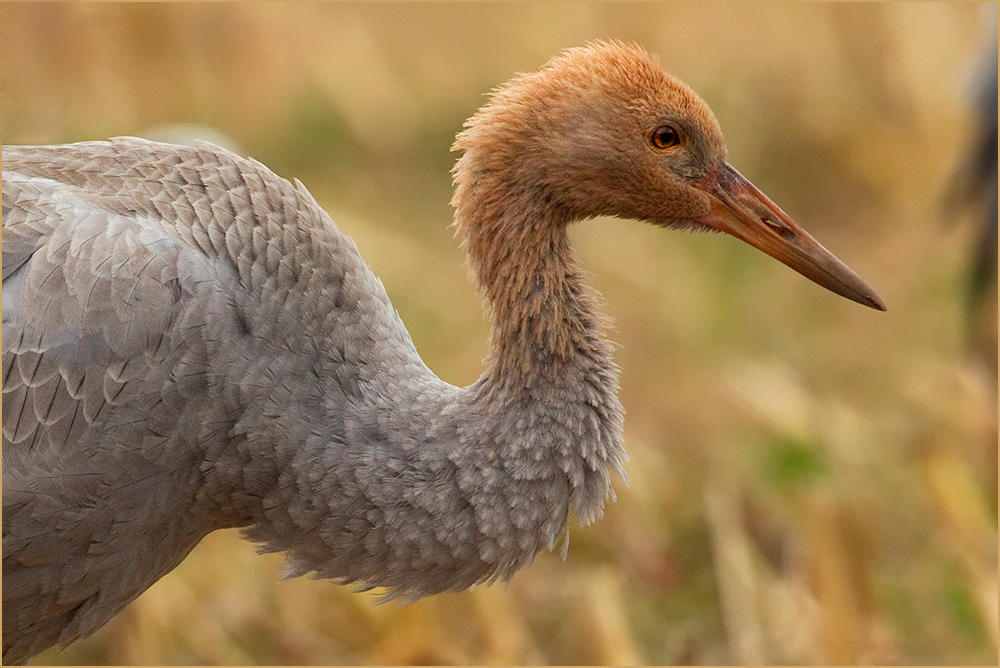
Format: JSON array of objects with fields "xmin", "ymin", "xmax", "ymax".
[
  {"xmin": 2, "ymin": 139, "xmax": 258, "ymax": 661},
  {"xmin": 2, "ymin": 136, "xmax": 407, "ymax": 663}
]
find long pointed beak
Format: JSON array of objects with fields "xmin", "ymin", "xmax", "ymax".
[{"xmin": 692, "ymin": 163, "xmax": 886, "ymax": 311}]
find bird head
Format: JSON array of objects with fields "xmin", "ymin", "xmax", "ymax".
[{"xmin": 453, "ymin": 41, "xmax": 885, "ymax": 310}]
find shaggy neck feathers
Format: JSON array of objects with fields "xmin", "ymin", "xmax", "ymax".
[{"xmin": 452, "ymin": 172, "xmax": 609, "ymax": 392}]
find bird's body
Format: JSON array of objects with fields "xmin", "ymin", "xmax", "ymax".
[
  {"xmin": 2, "ymin": 42, "xmax": 883, "ymax": 664},
  {"xmin": 2, "ymin": 137, "xmax": 623, "ymax": 662}
]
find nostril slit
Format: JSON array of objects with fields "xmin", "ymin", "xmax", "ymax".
[{"xmin": 763, "ymin": 217, "xmax": 794, "ymax": 239}]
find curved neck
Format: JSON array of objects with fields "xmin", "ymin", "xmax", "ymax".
[
  {"xmin": 454, "ymin": 176, "xmax": 614, "ymax": 399},
  {"xmin": 235, "ymin": 174, "xmax": 627, "ymax": 599}
]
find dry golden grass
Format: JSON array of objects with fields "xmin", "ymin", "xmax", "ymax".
[{"xmin": 2, "ymin": 3, "xmax": 996, "ymax": 665}]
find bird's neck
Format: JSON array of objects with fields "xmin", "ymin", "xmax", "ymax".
[
  {"xmin": 457, "ymin": 184, "xmax": 613, "ymax": 395},
  {"xmin": 452, "ymin": 180, "xmax": 628, "ymax": 517},
  {"xmin": 239, "ymin": 177, "xmax": 627, "ymax": 599}
]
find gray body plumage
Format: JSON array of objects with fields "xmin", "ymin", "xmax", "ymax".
[
  {"xmin": 2, "ymin": 41, "xmax": 884, "ymax": 665},
  {"xmin": 2, "ymin": 138, "xmax": 625, "ymax": 663}
]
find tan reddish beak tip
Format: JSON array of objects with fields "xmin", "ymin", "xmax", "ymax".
[{"xmin": 692, "ymin": 164, "xmax": 887, "ymax": 311}]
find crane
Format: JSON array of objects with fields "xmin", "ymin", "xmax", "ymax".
[{"xmin": 2, "ymin": 41, "xmax": 884, "ymax": 664}]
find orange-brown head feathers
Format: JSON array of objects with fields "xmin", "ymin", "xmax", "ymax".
[
  {"xmin": 451, "ymin": 41, "xmax": 886, "ymax": 322},
  {"xmin": 451, "ymin": 41, "xmax": 728, "ymax": 233}
]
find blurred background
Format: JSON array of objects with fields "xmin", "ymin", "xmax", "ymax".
[{"xmin": 2, "ymin": 3, "xmax": 996, "ymax": 665}]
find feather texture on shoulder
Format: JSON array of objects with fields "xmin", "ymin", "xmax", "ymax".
[{"xmin": 2, "ymin": 138, "xmax": 427, "ymax": 662}]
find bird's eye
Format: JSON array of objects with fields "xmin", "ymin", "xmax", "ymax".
[{"xmin": 650, "ymin": 125, "xmax": 681, "ymax": 150}]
